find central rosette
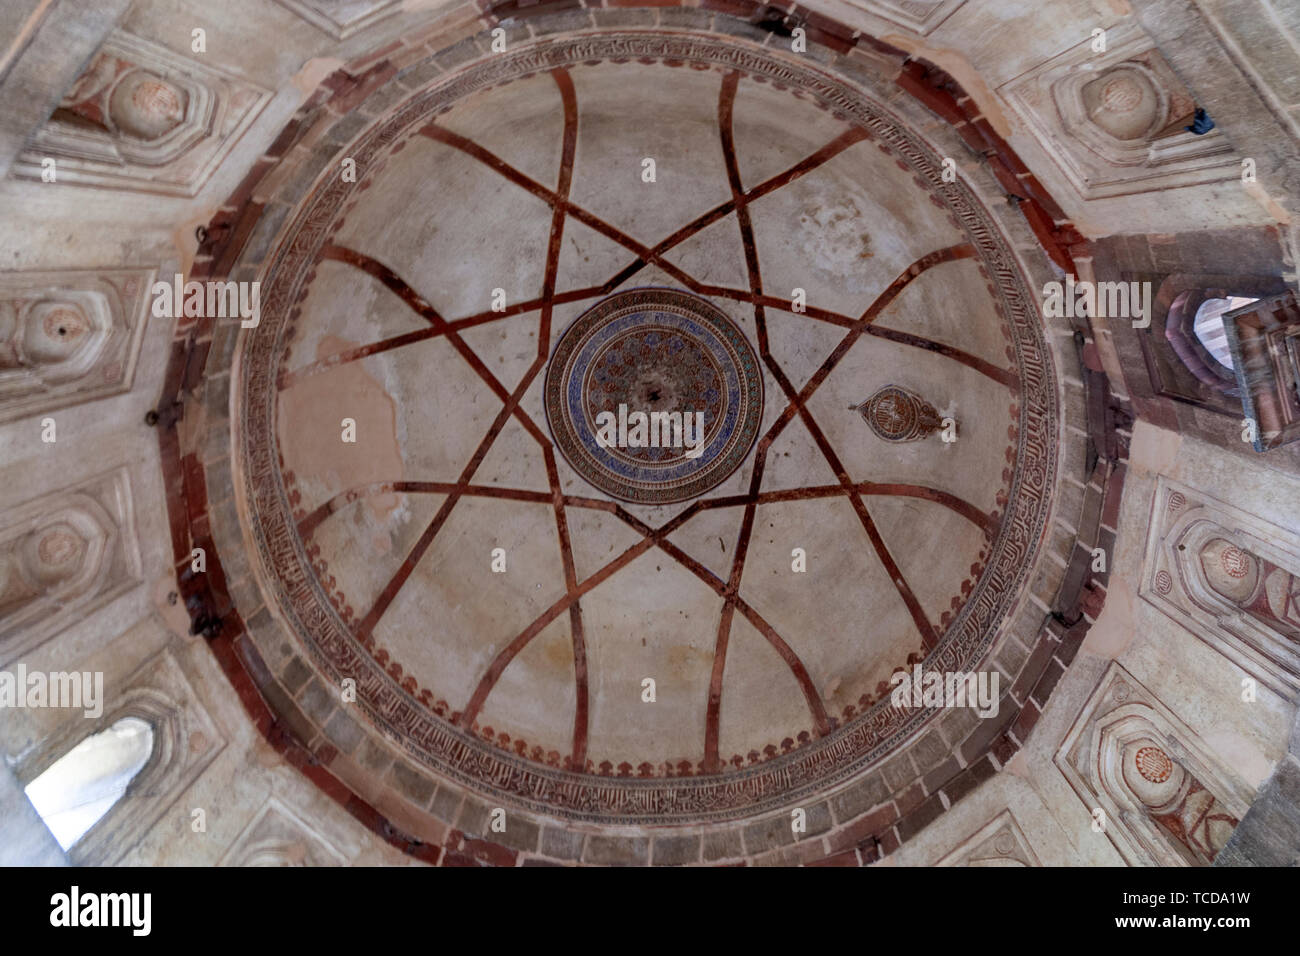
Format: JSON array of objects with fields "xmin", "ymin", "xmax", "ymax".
[{"xmin": 544, "ymin": 288, "xmax": 763, "ymax": 504}]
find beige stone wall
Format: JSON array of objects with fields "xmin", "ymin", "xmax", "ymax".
[
  {"xmin": 887, "ymin": 421, "xmax": 1299, "ymax": 865},
  {"xmin": 0, "ymin": 0, "xmax": 462, "ymax": 866}
]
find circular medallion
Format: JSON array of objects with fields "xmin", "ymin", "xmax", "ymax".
[
  {"xmin": 856, "ymin": 384, "xmax": 943, "ymax": 442},
  {"xmin": 1220, "ymin": 545, "xmax": 1250, "ymax": 579},
  {"xmin": 1101, "ymin": 75, "xmax": 1143, "ymax": 113},
  {"xmin": 1135, "ymin": 744, "xmax": 1174, "ymax": 784},
  {"xmin": 37, "ymin": 529, "xmax": 80, "ymax": 567},
  {"xmin": 544, "ymin": 288, "xmax": 762, "ymax": 504}
]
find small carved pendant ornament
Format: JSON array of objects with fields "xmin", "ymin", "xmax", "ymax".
[
  {"xmin": 58, "ymin": 55, "xmax": 188, "ymax": 142},
  {"xmin": 853, "ymin": 385, "xmax": 945, "ymax": 442}
]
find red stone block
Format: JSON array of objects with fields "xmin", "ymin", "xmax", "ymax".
[
  {"xmin": 878, "ymin": 828, "xmax": 900, "ymax": 857},
  {"xmin": 1010, "ymin": 699, "xmax": 1041, "ymax": 744},
  {"xmin": 301, "ymin": 762, "xmax": 353, "ymax": 805},
  {"xmin": 854, "ymin": 33, "xmax": 906, "ymax": 61},
  {"xmin": 1054, "ymin": 619, "xmax": 1089, "ymax": 666},
  {"xmin": 808, "ymin": 848, "xmax": 860, "ymax": 867},
  {"xmin": 344, "ymin": 794, "xmax": 389, "ymax": 835},
  {"xmin": 222, "ymin": 157, "xmax": 274, "ymax": 213},
  {"xmin": 991, "ymin": 732, "xmax": 1019, "ymax": 767},
  {"xmin": 1102, "ymin": 463, "xmax": 1126, "ymax": 529},
  {"xmin": 1080, "ymin": 582, "xmax": 1106, "ymax": 621},
  {"xmin": 1030, "ymin": 658, "xmax": 1066, "ymax": 710},
  {"xmin": 1019, "ymin": 173, "xmax": 1065, "ymax": 221},
  {"xmin": 941, "ymin": 755, "xmax": 997, "ymax": 805},
  {"xmin": 895, "ymin": 780, "xmax": 926, "ymax": 815},
  {"xmin": 1010, "ymin": 632, "xmax": 1055, "ymax": 703},
  {"xmin": 187, "ymin": 338, "xmax": 215, "ymax": 392},
  {"xmin": 456, "ymin": 834, "xmax": 517, "ymax": 867},
  {"xmin": 798, "ymin": 7, "xmax": 856, "ymax": 43},
  {"xmin": 233, "ymin": 633, "xmax": 273, "ymax": 689},
  {"xmin": 264, "ymin": 117, "xmax": 308, "ymax": 159},
  {"xmin": 347, "ymin": 39, "xmax": 403, "ymax": 74},
  {"xmin": 992, "ymin": 140, "xmax": 1031, "ymax": 176},
  {"xmin": 896, "ymin": 66, "xmax": 965, "ymax": 126},
  {"xmin": 164, "ymin": 502, "xmax": 190, "ymax": 566},
  {"xmin": 333, "ymin": 63, "xmax": 398, "ymax": 114},
  {"xmin": 495, "ymin": 0, "xmax": 585, "ymax": 17},
  {"xmin": 211, "ymin": 202, "xmax": 266, "ymax": 279},
  {"xmin": 921, "ymin": 755, "xmax": 961, "ymax": 795},
  {"xmin": 959, "ymin": 704, "xmax": 1017, "ymax": 766},
  {"xmin": 805, "ymin": 26, "xmax": 854, "ymax": 55},
  {"xmin": 985, "ymin": 153, "xmax": 1026, "ymax": 199},
  {"xmin": 950, "ymin": 119, "xmax": 989, "ymax": 155},
  {"xmin": 408, "ymin": 842, "xmax": 443, "ymax": 865},
  {"xmin": 970, "ymin": 118, "xmax": 1013, "ymax": 157},
  {"xmin": 895, "ymin": 792, "xmax": 946, "ymax": 844},
  {"xmin": 181, "ymin": 455, "xmax": 206, "ymax": 517},
  {"xmin": 701, "ymin": 0, "xmax": 761, "ymax": 18},
  {"xmin": 835, "ymin": 803, "xmax": 899, "ymax": 848},
  {"xmin": 1018, "ymin": 199, "xmax": 1075, "ymax": 273}
]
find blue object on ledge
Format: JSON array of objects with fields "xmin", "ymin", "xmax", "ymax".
[{"xmin": 1186, "ymin": 108, "xmax": 1215, "ymax": 135}]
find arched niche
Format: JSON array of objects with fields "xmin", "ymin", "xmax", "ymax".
[
  {"xmin": 1094, "ymin": 709, "xmax": 1242, "ymax": 866},
  {"xmin": 14, "ymin": 658, "xmax": 220, "ymax": 867},
  {"xmin": 23, "ymin": 715, "xmax": 154, "ymax": 850},
  {"xmin": 1138, "ymin": 273, "xmax": 1287, "ymax": 416},
  {"xmin": 1143, "ymin": 486, "xmax": 1300, "ymax": 700}
]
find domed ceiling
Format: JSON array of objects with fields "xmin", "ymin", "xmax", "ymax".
[
  {"xmin": 8, "ymin": 0, "xmax": 1300, "ymax": 876},
  {"xmin": 206, "ymin": 21, "xmax": 1067, "ymax": 839}
]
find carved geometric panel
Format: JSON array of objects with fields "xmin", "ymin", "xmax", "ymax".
[
  {"xmin": 219, "ymin": 797, "xmax": 347, "ymax": 866},
  {"xmin": 936, "ymin": 809, "xmax": 1041, "ymax": 866},
  {"xmin": 1140, "ymin": 476, "xmax": 1300, "ymax": 700},
  {"xmin": 998, "ymin": 22, "xmax": 1239, "ymax": 199},
  {"xmin": 0, "ymin": 268, "xmax": 153, "ymax": 424},
  {"xmin": 0, "ymin": 467, "xmax": 142, "ymax": 663},
  {"xmin": 271, "ymin": 0, "xmax": 404, "ymax": 39},
  {"xmin": 1056, "ymin": 662, "xmax": 1252, "ymax": 866},
  {"xmin": 12, "ymin": 31, "xmax": 271, "ymax": 196},
  {"xmin": 842, "ymin": 0, "xmax": 967, "ymax": 35}
]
